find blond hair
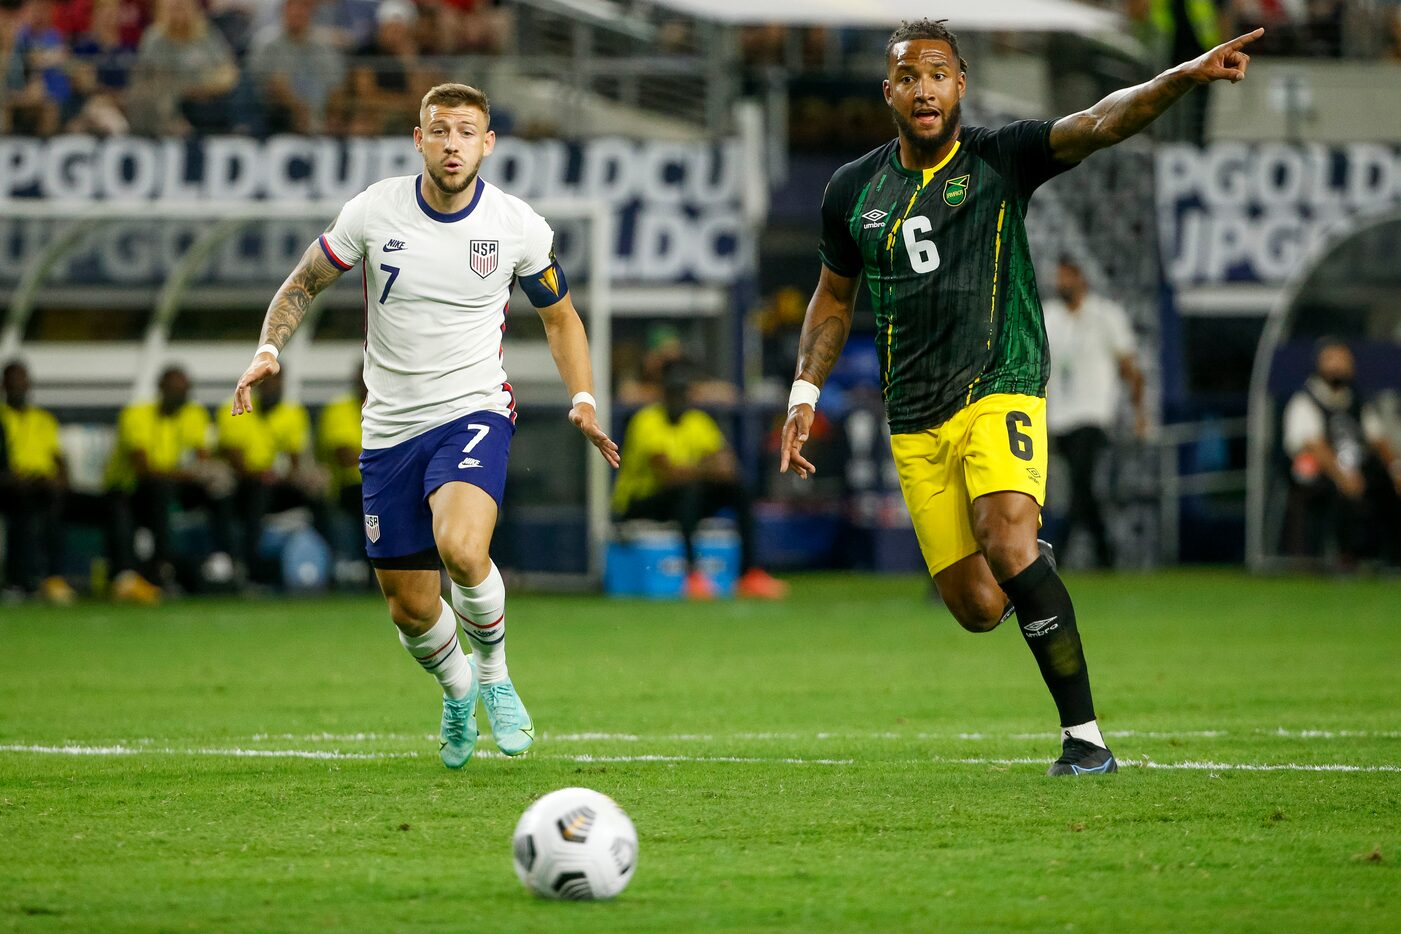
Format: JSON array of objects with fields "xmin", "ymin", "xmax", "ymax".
[{"xmin": 419, "ymin": 83, "xmax": 491, "ymax": 126}]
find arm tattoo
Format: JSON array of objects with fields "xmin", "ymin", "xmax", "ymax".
[
  {"xmin": 796, "ymin": 313, "xmax": 852, "ymax": 387},
  {"xmin": 1054, "ymin": 69, "xmax": 1196, "ymax": 161},
  {"xmin": 260, "ymin": 244, "xmax": 344, "ymax": 351}
]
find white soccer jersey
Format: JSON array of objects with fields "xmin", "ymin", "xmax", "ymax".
[{"xmin": 319, "ymin": 174, "xmax": 560, "ymax": 449}]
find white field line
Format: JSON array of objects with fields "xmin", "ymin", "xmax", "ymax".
[
  {"xmin": 237, "ymin": 728, "xmax": 1398, "ymax": 744},
  {"xmin": 942, "ymin": 756, "xmax": 1401, "ymax": 774},
  {"xmin": 0, "ymin": 744, "xmax": 418, "ymax": 761},
  {"xmin": 2, "ymin": 744, "xmax": 1397, "ymax": 773}
]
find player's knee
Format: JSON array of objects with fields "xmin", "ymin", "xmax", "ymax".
[
  {"xmin": 437, "ymin": 537, "xmax": 491, "ymax": 588},
  {"xmin": 383, "ymin": 589, "xmax": 440, "ymax": 635},
  {"xmin": 947, "ymin": 597, "xmax": 1004, "ymax": 633},
  {"xmin": 974, "ymin": 523, "xmax": 1035, "ymax": 581},
  {"xmin": 938, "ymin": 582, "xmax": 1006, "ymax": 633}
]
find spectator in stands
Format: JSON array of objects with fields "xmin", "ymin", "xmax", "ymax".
[
  {"xmin": 67, "ymin": 0, "xmax": 136, "ymax": 135},
  {"xmin": 346, "ymin": 0, "xmax": 437, "ymax": 135},
  {"xmin": 317, "ymin": 366, "xmax": 367, "ymax": 571},
  {"xmin": 248, "ymin": 0, "xmax": 346, "ymax": 134},
  {"xmin": 1043, "ymin": 258, "xmax": 1147, "ymax": 569},
  {"xmin": 1281, "ymin": 340, "xmax": 1401, "ymax": 566},
  {"xmin": 127, "ymin": 0, "xmax": 238, "ymax": 136},
  {"xmin": 1127, "ymin": 0, "xmax": 1231, "ymax": 142},
  {"xmin": 217, "ymin": 367, "xmax": 329, "ymax": 582},
  {"xmin": 106, "ymin": 365, "xmax": 231, "ymax": 602},
  {"xmin": 0, "ymin": 360, "xmax": 76, "ymax": 604},
  {"xmin": 435, "ymin": 0, "xmax": 510, "ymax": 55},
  {"xmin": 314, "ymin": 0, "xmax": 379, "ymax": 53},
  {"xmin": 3, "ymin": 0, "xmax": 68, "ymax": 135},
  {"xmin": 1387, "ymin": 4, "xmax": 1401, "ymax": 61},
  {"xmin": 612, "ymin": 360, "xmax": 787, "ymax": 600}
]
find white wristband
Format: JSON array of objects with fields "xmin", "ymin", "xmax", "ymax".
[
  {"xmin": 255, "ymin": 343, "xmax": 280, "ymax": 360},
  {"xmin": 788, "ymin": 379, "xmax": 820, "ymax": 411},
  {"xmin": 571, "ymin": 391, "xmax": 597, "ymax": 410}
]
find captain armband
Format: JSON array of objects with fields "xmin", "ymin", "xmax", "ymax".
[{"xmin": 519, "ymin": 260, "xmax": 570, "ymax": 308}]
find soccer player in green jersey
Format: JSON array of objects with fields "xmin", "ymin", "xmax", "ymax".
[{"xmin": 780, "ymin": 19, "xmax": 1262, "ymax": 775}]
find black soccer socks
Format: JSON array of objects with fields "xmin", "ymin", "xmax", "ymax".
[{"xmin": 998, "ymin": 555, "xmax": 1096, "ymax": 728}]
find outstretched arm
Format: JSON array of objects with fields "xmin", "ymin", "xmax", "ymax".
[
  {"xmin": 780, "ymin": 265, "xmax": 860, "ymax": 478},
  {"xmin": 537, "ymin": 294, "xmax": 621, "ymax": 469},
  {"xmin": 1049, "ymin": 27, "xmax": 1263, "ymax": 164},
  {"xmin": 231, "ymin": 242, "xmax": 345, "ymax": 416}
]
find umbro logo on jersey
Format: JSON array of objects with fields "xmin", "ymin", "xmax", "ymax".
[
  {"xmin": 861, "ymin": 208, "xmax": 889, "ymax": 229},
  {"xmin": 364, "ymin": 514, "xmax": 381, "ymax": 543},
  {"xmin": 383, "ymin": 239, "xmax": 407, "ymax": 252},
  {"xmin": 458, "ymin": 456, "xmax": 483, "ymax": 469}
]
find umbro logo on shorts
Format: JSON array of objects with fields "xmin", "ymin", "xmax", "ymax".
[
  {"xmin": 383, "ymin": 239, "xmax": 407, "ymax": 252},
  {"xmin": 458, "ymin": 457, "xmax": 483, "ymax": 469},
  {"xmin": 364, "ymin": 514, "xmax": 381, "ymax": 543}
]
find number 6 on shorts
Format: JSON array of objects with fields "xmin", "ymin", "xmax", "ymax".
[{"xmin": 1006, "ymin": 411, "xmax": 1034, "ymax": 461}]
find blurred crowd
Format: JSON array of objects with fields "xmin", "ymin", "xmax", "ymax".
[
  {"xmin": 0, "ymin": 358, "xmax": 369, "ymax": 604},
  {"xmin": 6, "ymin": 0, "xmax": 1401, "ymax": 138},
  {"xmin": 0, "ymin": 0, "xmax": 510, "ymax": 137}
]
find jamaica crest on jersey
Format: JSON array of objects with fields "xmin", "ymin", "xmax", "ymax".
[{"xmin": 469, "ymin": 239, "xmax": 499, "ymax": 278}]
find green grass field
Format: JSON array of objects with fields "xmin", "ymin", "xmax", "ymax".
[{"xmin": 2, "ymin": 570, "xmax": 1398, "ymax": 932}]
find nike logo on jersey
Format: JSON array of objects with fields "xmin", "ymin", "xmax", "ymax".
[
  {"xmin": 384, "ymin": 239, "xmax": 407, "ymax": 252},
  {"xmin": 458, "ymin": 457, "xmax": 483, "ymax": 469}
]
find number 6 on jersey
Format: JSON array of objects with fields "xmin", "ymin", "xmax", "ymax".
[{"xmin": 902, "ymin": 216, "xmax": 941, "ymax": 273}]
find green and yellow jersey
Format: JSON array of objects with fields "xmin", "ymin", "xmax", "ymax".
[
  {"xmin": 0, "ymin": 404, "xmax": 62, "ymax": 480},
  {"xmin": 611, "ymin": 404, "xmax": 727, "ymax": 514},
  {"xmin": 818, "ymin": 121, "xmax": 1076, "ymax": 434},
  {"xmin": 105, "ymin": 401, "xmax": 211, "ymax": 491},
  {"xmin": 317, "ymin": 394, "xmax": 363, "ymax": 492},
  {"xmin": 217, "ymin": 400, "xmax": 310, "ymax": 474}
]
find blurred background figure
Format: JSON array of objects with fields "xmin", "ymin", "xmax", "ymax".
[
  {"xmin": 345, "ymin": 0, "xmax": 436, "ymax": 135},
  {"xmin": 316, "ymin": 366, "xmax": 368, "ymax": 581},
  {"xmin": 612, "ymin": 361, "xmax": 786, "ymax": 600},
  {"xmin": 105, "ymin": 365, "xmax": 229, "ymax": 603},
  {"xmin": 1044, "ymin": 258, "xmax": 1147, "ymax": 569},
  {"xmin": 247, "ymin": 0, "xmax": 346, "ymax": 134},
  {"xmin": 217, "ymin": 367, "xmax": 329, "ymax": 583},
  {"xmin": 127, "ymin": 0, "xmax": 238, "ymax": 135},
  {"xmin": 1281, "ymin": 340, "xmax": 1401, "ymax": 567},
  {"xmin": 0, "ymin": 360, "xmax": 75, "ymax": 604}
]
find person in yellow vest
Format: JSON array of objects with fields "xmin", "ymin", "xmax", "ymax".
[
  {"xmin": 1129, "ymin": 0, "xmax": 1229, "ymax": 142},
  {"xmin": 0, "ymin": 361, "xmax": 77, "ymax": 604},
  {"xmin": 612, "ymin": 360, "xmax": 787, "ymax": 600},
  {"xmin": 217, "ymin": 366, "xmax": 329, "ymax": 582},
  {"xmin": 317, "ymin": 368, "xmax": 367, "ymax": 568},
  {"xmin": 106, "ymin": 365, "xmax": 231, "ymax": 603}
]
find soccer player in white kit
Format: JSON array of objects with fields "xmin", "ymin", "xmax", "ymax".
[{"xmin": 230, "ymin": 83, "xmax": 620, "ymax": 769}]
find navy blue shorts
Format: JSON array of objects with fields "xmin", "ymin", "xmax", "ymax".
[{"xmin": 360, "ymin": 411, "xmax": 514, "ymax": 565}]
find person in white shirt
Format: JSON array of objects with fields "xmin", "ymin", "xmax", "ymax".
[
  {"xmin": 230, "ymin": 83, "xmax": 619, "ymax": 769},
  {"xmin": 1280, "ymin": 340, "xmax": 1401, "ymax": 565},
  {"xmin": 1042, "ymin": 259, "xmax": 1146, "ymax": 569}
]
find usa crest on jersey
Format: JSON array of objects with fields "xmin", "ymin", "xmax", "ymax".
[
  {"xmin": 364, "ymin": 514, "xmax": 381, "ymax": 543},
  {"xmin": 470, "ymin": 240, "xmax": 499, "ymax": 278}
]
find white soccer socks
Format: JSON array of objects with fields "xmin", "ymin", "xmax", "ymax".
[
  {"xmin": 1064, "ymin": 720, "xmax": 1107, "ymax": 748},
  {"xmin": 451, "ymin": 561, "xmax": 509, "ymax": 684},
  {"xmin": 398, "ymin": 599, "xmax": 475, "ymax": 700}
]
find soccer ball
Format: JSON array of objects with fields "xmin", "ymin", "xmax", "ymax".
[{"xmin": 511, "ymin": 787, "xmax": 638, "ymax": 900}]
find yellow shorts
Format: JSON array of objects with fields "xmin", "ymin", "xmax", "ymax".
[{"xmin": 890, "ymin": 393, "xmax": 1048, "ymax": 576}]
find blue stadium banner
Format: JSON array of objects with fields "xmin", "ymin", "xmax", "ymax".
[
  {"xmin": 0, "ymin": 135, "xmax": 745, "ymax": 285},
  {"xmin": 1156, "ymin": 142, "xmax": 1401, "ymax": 288}
]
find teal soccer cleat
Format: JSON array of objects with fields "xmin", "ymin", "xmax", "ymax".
[
  {"xmin": 480, "ymin": 680, "xmax": 535, "ymax": 756},
  {"xmin": 438, "ymin": 657, "xmax": 480, "ymax": 769}
]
